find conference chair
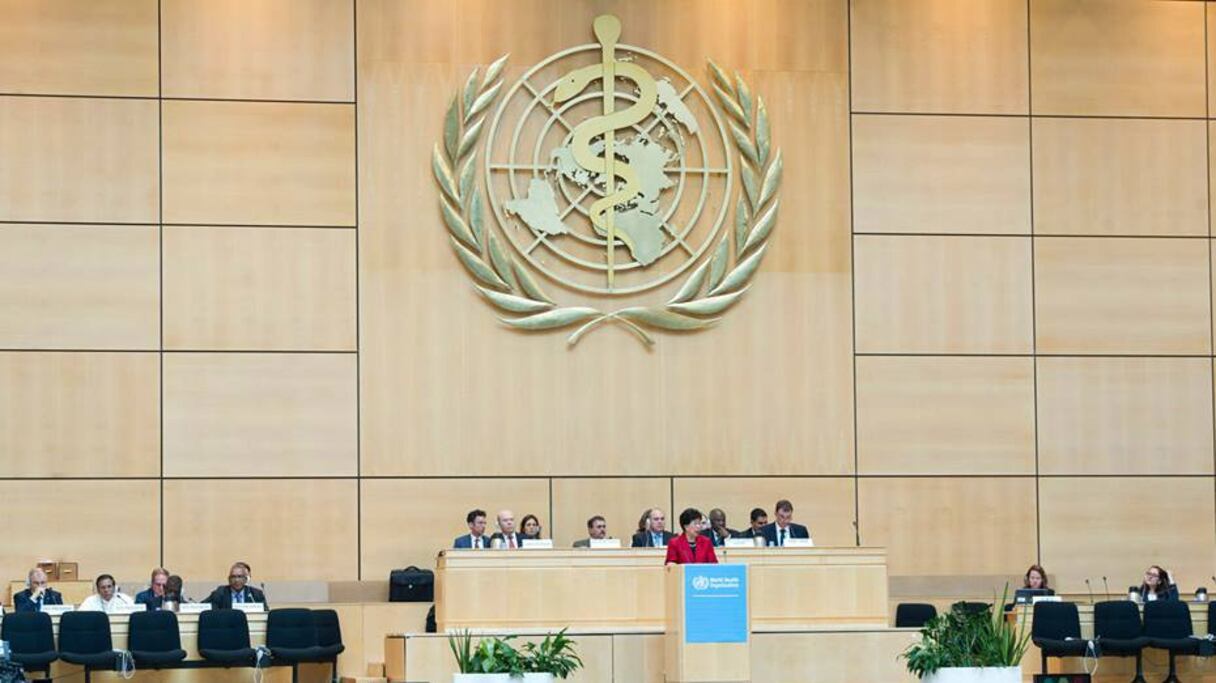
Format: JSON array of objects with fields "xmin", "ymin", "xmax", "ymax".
[
  {"xmin": 1093, "ymin": 601, "xmax": 1148, "ymax": 683},
  {"xmin": 894, "ymin": 603, "xmax": 937, "ymax": 628},
  {"xmin": 198, "ymin": 608, "xmax": 259, "ymax": 668},
  {"xmin": 1144, "ymin": 600, "xmax": 1201, "ymax": 683},
  {"xmin": 266, "ymin": 608, "xmax": 325, "ymax": 683},
  {"xmin": 127, "ymin": 610, "xmax": 188, "ymax": 668},
  {"xmin": 951, "ymin": 601, "xmax": 990, "ymax": 617},
  {"xmin": 0, "ymin": 611, "xmax": 57, "ymax": 681},
  {"xmin": 313, "ymin": 609, "xmax": 346, "ymax": 683},
  {"xmin": 57, "ymin": 611, "xmax": 121, "ymax": 682},
  {"xmin": 1030, "ymin": 601, "xmax": 1089, "ymax": 675}
]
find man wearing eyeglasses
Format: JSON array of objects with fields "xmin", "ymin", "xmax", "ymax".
[
  {"xmin": 202, "ymin": 561, "xmax": 268, "ymax": 609},
  {"xmin": 13, "ymin": 568, "xmax": 64, "ymax": 612}
]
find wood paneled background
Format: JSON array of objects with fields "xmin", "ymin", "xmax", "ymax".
[{"xmin": 1, "ymin": 0, "xmax": 1214, "ymax": 595}]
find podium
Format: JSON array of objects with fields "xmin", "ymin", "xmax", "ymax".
[{"xmin": 665, "ymin": 563, "xmax": 751, "ymax": 683}]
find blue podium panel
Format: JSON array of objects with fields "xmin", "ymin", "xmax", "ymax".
[{"xmin": 684, "ymin": 564, "xmax": 748, "ymax": 643}]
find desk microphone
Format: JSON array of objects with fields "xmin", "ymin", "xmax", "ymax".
[
  {"xmin": 851, "ymin": 520, "xmax": 860, "ymax": 546},
  {"xmin": 1102, "ymin": 576, "xmax": 1110, "ymax": 602},
  {"xmin": 1085, "ymin": 578, "xmax": 1095, "ymax": 604}
]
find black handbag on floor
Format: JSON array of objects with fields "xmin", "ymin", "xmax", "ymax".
[{"xmin": 389, "ymin": 566, "xmax": 434, "ymax": 602}]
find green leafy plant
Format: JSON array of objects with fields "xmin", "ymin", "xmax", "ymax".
[
  {"xmin": 449, "ymin": 630, "xmax": 477, "ymax": 674},
  {"xmin": 448, "ymin": 631, "xmax": 526, "ymax": 675},
  {"xmin": 521, "ymin": 629, "xmax": 584, "ymax": 678},
  {"xmin": 901, "ymin": 586, "xmax": 1031, "ymax": 679}
]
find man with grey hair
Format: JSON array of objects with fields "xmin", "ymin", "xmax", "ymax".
[{"xmin": 13, "ymin": 567, "xmax": 64, "ymax": 612}]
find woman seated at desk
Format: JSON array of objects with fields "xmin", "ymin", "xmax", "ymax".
[
  {"xmin": 665, "ymin": 508, "xmax": 718, "ymax": 565},
  {"xmin": 520, "ymin": 514, "xmax": 543, "ymax": 540},
  {"xmin": 1140, "ymin": 565, "xmax": 1180, "ymax": 601}
]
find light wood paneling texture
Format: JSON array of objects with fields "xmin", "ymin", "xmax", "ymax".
[
  {"xmin": 163, "ymin": 478, "xmax": 358, "ymax": 581},
  {"xmin": 0, "ymin": 224, "xmax": 159, "ymax": 349},
  {"xmin": 1040, "ymin": 477, "xmax": 1216, "ymax": 593},
  {"xmin": 852, "ymin": 114, "xmax": 1031, "ymax": 235},
  {"xmin": 0, "ymin": 97, "xmax": 158, "ymax": 223},
  {"xmin": 0, "ymin": 0, "xmax": 158, "ymax": 96},
  {"xmin": 672, "ymin": 477, "xmax": 858, "ymax": 547},
  {"xmin": 163, "ymin": 353, "xmax": 357, "ymax": 477},
  {"xmin": 1037, "ymin": 357, "xmax": 1214, "ymax": 475},
  {"xmin": 162, "ymin": 100, "xmax": 355, "ymax": 226},
  {"xmin": 1034, "ymin": 237, "xmax": 1210, "ymax": 355},
  {"xmin": 1032, "ymin": 118, "xmax": 1208, "ymax": 237},
  {"xmin": 163, "ymin": 226, "xmax": 357, "ymax": 351},
  {"xmin": 0, "ymin": 480, "xmax": 159, "ymax": 583},
  {"xmin": 858, "ymin": 477, "xmax": 1037, "ymax": 577},
  {"xmin": 1030, "ymin": 0, "xmax": 1206, "ymax": 117},
  {"xmin": 161, "ymin": 0, "xmax": 354, "ymax": 102},
  {"xmin": 850, "ymin": 0, "xmax": 1029, "ymax": 114},
  {"xmin": 856, "ymin": 356, "xmax": 1036, "ymax": 475},
  {"xmin": 854, "ymin": 235, "xmax": 1033, "ymax": 354},
  {"xmin": 359, "ymin": 478, "xmax": 550, "ymax": 579},
  {"xmin": 550, "ymin": 478, "xmax": 671, "ymax": 548},
  {"xmin": 0, "ymin": 352, "xmax": 159, "ymax": 478}
]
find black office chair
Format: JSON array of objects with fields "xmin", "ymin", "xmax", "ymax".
[
  {"xmin": 1031, "ymin": 602, "xmax": 1089, "ymax": 674},
  {"xmin": 127, "ymin": 610, "xmax": 187, "ymax": 668},
  {"xmin": 952, "ymin": 601, "xmax": 991, "ymax": 616},
  {"xmin": 1144, "ymin": 600, "xmax": 1200, "ymax": 683},
  {"xmin": 198, "ymin": 608, "xmax": 259, "ymax": 667},
  {"xmin": 58, "ymin": 611, "xmax": 122, "ymax": 682},
  {"xmin": 266, "ymin": 608, "xmax": 325, "ymax": 683},
  {"xmin": 313, "ymin": 609, "xmax": 345, "ymax": 682},
  {"xmin": 0, "ymin": 611, "xmax": 58, "ymax": 681},
  {"xmin": 1093, "ymin": 600, "xmax": 1149, "ymax": 683},
  {"xmin": 895, "ymin": 603, "xmax": 937, "ymax": 628}
]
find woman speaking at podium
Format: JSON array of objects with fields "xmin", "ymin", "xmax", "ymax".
[{"xmin": 665, "ymin": 508, "xmax": 719, "ymax": 565}]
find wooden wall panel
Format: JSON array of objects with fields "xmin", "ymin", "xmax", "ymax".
[
  {"xmin": 161, "ymin": 0, "xmax": 354, "ymax": 101},
  {"xmin": 1034, "ymin": 237, "xmax": 1210, "ymax": 355},
  {"xmin": 854, "ymin": 235, "xmax": 1033, "ymax": 354},
  {"xmin": 0, "ymin": 0, "xmax": 158, "ymax": 96},
  {"xmin": 856, "ymin": 356, "xmax": 1036, "ymax": 475},
  {"xmin": 163, "ymin": 479, "xmax": 358, "ymax": 581},
  {"xmin": 0, "ymin": 97, "xmax": 158, "ymax": 224},
  {"xmin": 1038, "ymin": 357, "xmax": 1214, "ymax": 475},
  {"xmin": 1032, "ymin": 118, "xmax": 1208, "ymax": 237},
  {"xmin": 0, "ymin": 352, "xmax": 159, "ymax": 478},
  {"xmin": 850, "ymin": 0, "xmax": 1029, "ymax": 114},
  {"xmin": 1030, "ymin": 0, "xmax": 1206, "ymax": 116},
  {"xmin": 752, "ymin": 631, "xmax": 917, "ymax": 683},
  {"xmin": 858, "ymin": 477, "xmax": 1037, "ymax": 577},
  {"xmin": 0, "ymin": 480, "xmax": 159, "ymax": 583},
  {"xmin": 163, "ymin": 353, "xmax": 357, "ymax": 477},
  {"xmin": 162, "ymin": 100, "xmax": 355, "ymax": 226},
  {"xmin": 360, "ymin": 478, "xmax": 550, "ymax": 579},
  {"xmin": 163, "ymin": 227, "xmax": 357, "ymax": 351},
  {"xmin": 550, "ymin": 478, "xmax": 671, "ymax": 548},
  {"xmin": 852, "ymin": 115, "xmax": 1031, "ymax": 235},
  {"xmin": 672, "ymin": 478, "xmax": 857, "ymax": 547},
  {"xmin": 1040, "ymin": 477, "xmax": 1216, "ymax": 593},
  {"xmin": 0, "ymin": 225, "xmax": 159, "ymax": 349}
]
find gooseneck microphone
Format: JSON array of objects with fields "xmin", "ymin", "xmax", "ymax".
[
  {"xmin": 1085, "ymin": 578, "xmax": 1095, "ymax": 604},
  {"xmin": 1102, "ymin": 576, "xmax": 1110, "ymax": 602}
]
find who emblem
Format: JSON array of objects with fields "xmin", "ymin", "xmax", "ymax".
[{"xmin": 432, "ymin": 15, "xmax": 782, "ymax": 346}]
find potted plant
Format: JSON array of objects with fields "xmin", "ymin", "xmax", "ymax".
[
  {"xmin": 902, "ymin": 588, "xmax": 1030, "ymax": 683},
  {"xmin": 519, "ymin": 629, "xmax": 583, "ymax": 682},
  {"xmin": 449, "ymin": 631, "xmax": 523, "ymax": 682}
]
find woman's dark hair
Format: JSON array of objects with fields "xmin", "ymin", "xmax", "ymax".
[
  {"xmin": 678, "ymin": 507, "xmax": 704, "ymax": 530},
  {"xmin": 1023, "ymin": 564, "xmax": 1049, "ymax": 590},
  {"xmin": 1140, "ymin": 565, "xmax": 1172, "ymax": 595},
  {"xmin": 637, "ymin": 508, "xmax": 655, "ymax": 533},
  {"xmin": 95, "ymin": 573, "xmax": 115, "ymax": 589},
  {"xmin": 520, "ymin": 514, "xmax": 541, "ymax": 538}
]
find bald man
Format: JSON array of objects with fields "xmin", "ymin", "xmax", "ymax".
[{"xmin": 489, "ymin": 509, "xmax": 524, "ymax": 549}]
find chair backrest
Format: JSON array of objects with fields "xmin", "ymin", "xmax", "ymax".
[
  {"xmin": 313, "ymin": 609, "xmax": 342, "ymax": 648},
  {"xmin": 1208, "ymin": 602, "xmax": 1216, "ymax": 637},
  {"xmin": 1032, "ymin": 601, "xmax": 1081, "ymax": 641},
  {"xmin": 266, "ymin": 609, "xmax": 318, "ymax": 649},
  {"xmin": 1143, "ymin": 600, "xmax": 1193, "ymax": 640},
  {"xmin": 58, "ymin": 611, "xmax": 114, "ymax": 655},
  {"xmin": 0, "ymin": 612, "xmax": 55, "ymax": 655},
  {"xmin": 1094, "ymin": 600, "xmax": 1142, "ymax": 640},
  {"xmin": 198, "ymin": 608, "xmax": 251, "ymax": 651},
  {"xmin": 895, "ymin": 603, "xmax": 937, "ymax": 628},
  {"xmin": 129, "ymin": 610, "xmax": 183, "ymax": 652},
  {"xmin": 952, "ymin": 601, "xmax": 991, "ymax": 617}
]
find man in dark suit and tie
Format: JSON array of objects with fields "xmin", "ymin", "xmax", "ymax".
[
  {"xmin": 453, "ymin": 509, "xmax": 490, "ymax": 549},
  {"xmin": 631, "ymin": 508, "xmax": 675, "ymax": 548},
  {"xmin": 739, "ymin": 508, "xmax": 768, "ymax": 539},
  {"xmin": 700, "ymin": 508, "xmax": 739, "ymax": 547},
  {"xmin": 13, "ymin": 568, "xmax": 64, "ymax": 612},
  {"xmin": 760, "ymin": 499, "xmax": 812, "ymax": 547},
  {"xmin": 203, "ymin": 562, "xmax": 268, "ymax": 609},
  {"xmin": 489, "ymin": 509, "xmax": 524, "ymax": 549}
]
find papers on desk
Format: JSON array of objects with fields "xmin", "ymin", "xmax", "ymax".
[{"xmin": 233, "ymin": 602, "xmax": 265, "ymax": 613}]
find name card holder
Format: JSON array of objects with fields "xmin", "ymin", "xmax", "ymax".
[
  {"xmin": 724, "ymin": 538, "xmax": 754, "ymax": 548},
  {"xmin": 179, "ymin": 603, "xmax": 211, "ymax": 614},
  {"xmin": 783, "ymin": 538, "xmax": 813, "ymax": 548},
  {"xmin": 521, "ymin": 539, "xmax": 554, "ymax": 549},
  {"xmin": 233, "ymin": 602, "xmax": 265, "ymax": 613},
  {"xmin": 110, "ymin": 603, "xmax": 144, "ymax": 615},
  {"xmin": 41, "ymin": 604, "xmax": 75, "ymax": 616},
  {"xmin": 589, "ymin": 538, "xmax": 622, "ymax": 549}
]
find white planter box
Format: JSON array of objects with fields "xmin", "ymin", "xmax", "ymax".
[
  {"xmin": 922, "ymin": 666, "xmax": 1021, "ymax": 683},
  {"xmin": 521, "ymin": 675, "xmax": 555, "ymax": 683},
  {"xmin": 453, "ymin": 675, "xmax": 512, "ymax": 683}
]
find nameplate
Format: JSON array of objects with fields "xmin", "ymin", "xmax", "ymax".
[
  {"xmin": 724, "ymin": 538, "xmax": 755, "ymax": 548},
  {"xmin": 783, "ymin": 538, "xmax": 814, "ymax": 548},
  {"xmin": 179, "ymin": 603, "xmax": 212, "ymax": 614},
  {"xmin": 233, "ymin": 602, "xmax": 265, "ymax": 613},
  {"xmin": 110, "ymin": 603, "xmax": 144, "ymax": 615},
  {"xmin": 41, "ymin": 604, "xmax": 75, "ymax": 616},
  {"xmin": 589, "ymin": 538, "xmax": 621, "ymax": 549},
  {"xmin": 1031, "ymin": 595, "xmax": 1062, "ymax": 604},
  {"xmin": 521, "ymin": 539, "xmax": 554, "ymax": 549}
]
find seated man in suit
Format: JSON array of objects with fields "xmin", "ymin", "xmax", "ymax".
[
  {"xmin": 700, "ymin": 508, "xmax": 739, "ymax": 547},
  {"xmin": 453, "ymin": 508, "xmax": 490, "ymax": 549},
  {"xmin": 739, "ymin": 508, "xmax": 768, "ymax": 539},
  {"xmin": 631, "ymin": 507, "xmax": 675, "ymax": 548},
  {"xmin": 135, "ymin": 567, "xmax": 170, "ymax": 611},
  {"xmin": 760, "ymin": 499, "xmax": 812, "ymax": 547},
  {"xmin": 573, "ymin": 515, "xmax": 609, "ymax": 547},
  {"xmin": 203, "ymin": 561, "xmax": 267, "ymax": 609},
  {"xmin": 13, "ymin": 568, "xmax": 64, "ymax": 612},
  {"xmin": 489, "ymin": 509, "xmax": 524, "ymax": 549}
]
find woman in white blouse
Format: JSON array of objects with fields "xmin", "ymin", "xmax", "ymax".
[{"xmin": 78, "ymin": 574, "xmax": 135, "ymax": 613}]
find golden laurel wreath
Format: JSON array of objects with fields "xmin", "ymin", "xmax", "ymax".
[{"xmin": 431, "ymin": 55, "xmax": 782, "ymax": 346}]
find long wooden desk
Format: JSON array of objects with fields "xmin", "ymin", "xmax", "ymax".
[{"xmin": 435, "ymin": 547, "xmax": 888, "ymax": 632}]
